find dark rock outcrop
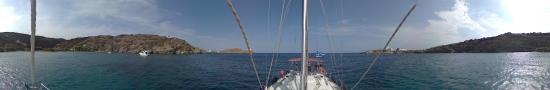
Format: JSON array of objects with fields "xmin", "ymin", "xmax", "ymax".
[
  {"xmin": 53, "ymin": 34, "xmax": 202, "ymax": 54},
  {"xmin": 0, "ymin": 32, "xmax": 65, "ymax": 52},
  {"xmin": 425, "ymin": 32, "xmax": 550, "ymax": 53}
]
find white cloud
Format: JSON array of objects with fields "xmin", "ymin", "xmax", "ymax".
[
  {"xmin": 475, "ymin": 11, "xmax": 506, "ymax": 35},
  {"xmin": 69, "ymin": 0, "xmax": 163, "ymax": 26},
  {"xmin": 0, "ymin": 1, "xmax": 20, "ymax": 32},
  {"xmin": 432, "ymin": 0, "xmax": 487, "ymax": 32},
  {"xmin": 499, "ymin": 0, "xmax": 550, "ymax": 33},
  {"xmin": 0, "ymin": 0, "xmax": 233, "ymax": 50},
  {"xmin": 395, "ymin": 0, "xmax": 502, "ymax": 49},
  {"xmin": 324, "ymin": 0, "xmax": 484, "ymax": 49},
  {"xmin": 419, "ymin": 0, "xmax": 492, "ymax": 42},
  {"xmin": 30, "ymin": 0, "xmax": 196, "ymax": 39},
  {"xmin": 311, "ymin": 0, "xmax": 508, "ymax": 50}
]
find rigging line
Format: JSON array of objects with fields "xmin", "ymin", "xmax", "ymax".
[
  {"xmin": 265, "ymin": 0, "xmax": 272, "ymax": 76},
  {"xmin": 265, "ymin": 0, "xmax": 281, "ymax": 86},
  {"xmin": 318, "ymin": 0, "xmax": 337, "ymax": 77},
  {"xmin": 279, "ymin": 0, "xmax": 293, "ymax": 66},
  {"xmin": 338, "ymin": 0, "xmax": 345, "ymax": 82},
  {"xmin": 339, "ymin": 0, "xmax": 344, "ymax": 19},
  {"xmin": 264, "ymin": 0, "xmax": 272, "ymax": 85},
  {"xmin": 338, "ymin": 43, "xmax": 345, "ymax": 89},
  {"xmin": 266, "ymin": 0, "xmax": 293, "ymax": 86},
  {"xmin": 350, "ymin": 3, "xmax": 416, "ymax": 90},
  {"xmin": 266, "ymin": 2, "xmax": 273, "ymax": 34},
  {"xmin": 225, "ymin": 0, "xmax": 263, "ymax": 87}
]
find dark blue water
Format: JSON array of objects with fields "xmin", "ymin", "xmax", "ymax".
[{"xmin": 0, "ymin": 52, "xmax": 549, "ymax": 90}]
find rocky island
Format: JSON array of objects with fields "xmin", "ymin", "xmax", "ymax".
[
  {"xmin": 425, "ymin": 32, "xmax": 550, "ymax": 53},
  {"xmin": 0, "ymin": 32, "xmax": 202, "ymax": 54},
  {"xmin": 0, "ymin": 32, "xmax": 65, "ymax": 51},
  {"xmin": 219, "ymin": 48, "xmax": 251, "ymax": 53}
]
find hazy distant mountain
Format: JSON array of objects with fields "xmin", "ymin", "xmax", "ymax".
[
  {"xmin": 219, "ymin": 48, "xmax": 251, "ymax": 53},
  {"xmin": 425, "ymin": 32, "xmax": 550, "ymax": 53},
  {"xmin": 53, "ymin": 34, "xmax": 202, "ymax": 54},
  {"xmin": 0, "ymin": 32, "xmax": 65, "ymax": 51}
]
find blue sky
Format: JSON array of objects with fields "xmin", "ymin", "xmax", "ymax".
[{"xmin": 1, "ymin": 0, "xmax": 549, "ymax": 53}]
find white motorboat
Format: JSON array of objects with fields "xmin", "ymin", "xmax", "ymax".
[{"xmin": 139, "ymin": 51, "xmax": 150, "ymax": 56}]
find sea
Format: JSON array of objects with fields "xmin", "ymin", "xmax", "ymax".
[{"xmin": 0, "ymin": 52, "xmax": 549, "ymax": 90}]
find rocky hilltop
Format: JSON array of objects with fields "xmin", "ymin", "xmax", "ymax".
[
  {"xmin": 0, "ymin": 32, "xmax": 202, "ymax": 54},
  {"xmin": 425, "ymin": 32, "xmax": 550, "ymax": 53},
  {"xmin": 0, "ymin": 32, "xmax": 65, "ymax": 51},
  {"xmin": 54, "ymin": 34, "xmax": 202, "ymax": 54}
]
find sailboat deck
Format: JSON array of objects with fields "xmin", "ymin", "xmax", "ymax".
[{"xmin": 266, "ymin": 70, "xmax": 341, "ymax": 90}]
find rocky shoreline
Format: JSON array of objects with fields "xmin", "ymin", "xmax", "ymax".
[
  {"xmin": 0, "ymin": 32, "xmax": 202, "ymax": 54},
  {"xmin": 424, "ymin": 32, "xmax": 550, "ymax": 53}
]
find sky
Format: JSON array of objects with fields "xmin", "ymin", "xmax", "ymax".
[{"xmin": 0, "ymin": 0, "xmax": 549, "ymax": 53}]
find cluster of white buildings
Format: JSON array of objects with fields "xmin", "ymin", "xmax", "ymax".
[{"xmin": 367, "ymin": 48, "xmax": 408, "ymax": 54}]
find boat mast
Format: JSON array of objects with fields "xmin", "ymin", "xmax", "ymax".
[
  {"xmin": 30, "ymin": 0, "xmax": 37, "ymax": 88},
  {"xmin": 301, "ymin": 0, "xmax": 308, "ymax": 90}
]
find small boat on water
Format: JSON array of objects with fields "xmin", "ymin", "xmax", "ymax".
[{"xmin": 139, "ymin": 51, "xmax": 150, "ymax": 56}]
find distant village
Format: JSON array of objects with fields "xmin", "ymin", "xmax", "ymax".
[{"xmin": 363, "ymin": 48, "xmax": 424, "ymax": 54}]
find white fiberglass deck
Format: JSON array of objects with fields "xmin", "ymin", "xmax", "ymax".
[{"xmin": 266, "ymin": 70, "xmax": 341, "ymax": 90}]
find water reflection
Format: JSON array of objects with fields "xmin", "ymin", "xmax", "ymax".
[
  {"xmin": 0, "ymin": 53, "xmax": 28, "ymax": 90},
  {"xmin": 494, "ymin": 52, "xmax": 549, "ymax": 90},
  {"xmin": 1, "ymin": 52, "xmax": 550, "ymax": 89}
]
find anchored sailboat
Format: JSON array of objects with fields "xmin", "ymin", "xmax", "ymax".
[
  {"xmin": 265, "ymin": 0, "xmax": 341, "ymax": 90},
  {"xmin": 226, "ymin": 0, "xmax": 342, "ymax": 89},
  {"xmin": 226, "ymin": 0, "xmax": 416, "ymax": 89}
]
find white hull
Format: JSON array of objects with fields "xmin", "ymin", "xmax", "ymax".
[
  {"xmin": 266, "ymin": 70, "xmax": 341, "ymax": 90},
  {"xmin": 139, "ymin": 51, "xmax": 149, "ymax": 56}
]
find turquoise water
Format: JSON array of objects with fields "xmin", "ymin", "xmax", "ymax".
[{"xmin": 0, "ymin": 52, "xmax": 549, "ymax": 90}]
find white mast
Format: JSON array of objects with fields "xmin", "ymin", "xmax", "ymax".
[
  {"xmin": 30, "ymin": 0, "xmax": 37, "ymax": 89},
  {"xmin": 301, "ymin": 0, "xmax": 308, "ymax": 90}
]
